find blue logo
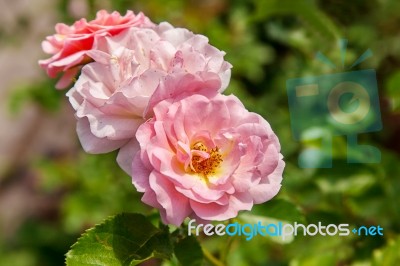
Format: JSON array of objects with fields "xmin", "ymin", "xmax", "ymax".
[{"xmin": 287, "ymin": 39, "xmax": 382, "ymax": 168}]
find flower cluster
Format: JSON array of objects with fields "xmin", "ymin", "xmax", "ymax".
[{"xmin": 40, "ymin": 10, "xmax": 284, "ymax": 226}]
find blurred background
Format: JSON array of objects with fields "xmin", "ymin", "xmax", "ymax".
[{"xmin": 1, "ymin": 0, "xmax": 400, "ymax": 265}]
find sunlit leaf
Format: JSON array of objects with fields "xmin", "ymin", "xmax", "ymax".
[{"xmin": 66, "ymin": 213, "xmax": 173, "ymax": 266}]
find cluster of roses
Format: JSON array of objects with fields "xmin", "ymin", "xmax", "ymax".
[{"xmin": 39, "ymin": 10, "xmax": 284, "ymax": 226}]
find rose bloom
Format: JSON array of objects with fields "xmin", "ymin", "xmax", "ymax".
[
  {"xmin": 39, "ymin": 10, "xmax": 154, "ymax": 89},
  {"xmin": 67, "ymin": 22, "xmax": 232, "ymax": 173},
  {"xmin": 131, "ymin": 94, "xmax": 284, "ymax": 226}
]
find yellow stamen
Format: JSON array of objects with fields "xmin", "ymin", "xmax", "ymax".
[{"xmin": 190, "ymin": 142, "xmax": 223, "ymax": 178}]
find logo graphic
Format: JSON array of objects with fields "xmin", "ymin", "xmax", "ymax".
[
  {"xmin": 188, "ymin": 219, "xmax": 384, "ymax": 241},
  {"xmin": 287, "ymin": 39, "xmax": 382, "ymax": 168}
]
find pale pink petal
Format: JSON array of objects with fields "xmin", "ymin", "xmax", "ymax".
[
  {"xmin": 249, "ymin": 183, "xmax": 282, "ymax": 204},
  {"xmin": 142, "ymin": 189, "xmax": 163, "ymax": 209},
  {"xmin": 117, "ymin": 139, "xmax": 140, "ymax": 175},
  {"xmin": 56, "ymin": 67, "xmax": 79, "ymax": 89},
  {"xmin": 190, "ymin": 193, "xmax": 253, "ymax": 221},
  {"xmin": 149, "ymin": 172, "xmax": 191, "ymax": 226},
  {"xmin": 78, "ymin": 101, "xmax": 143, "ymax": 140},
  {"xmin": 131, "ymin": 152, "xmax": 152, "ymax": 192},
  {"xmin": 66, "ymin": 87, "xmax": 83, "ymax": 110},
  {"xmin": 175, "ymin": 186, "xmax": 229, "ymax": 205},
  {"xmin": 146, "ymin": 72, "xmax": 220, "ymax": 116},
  {"xmin": 76, "ymin": 118, "xmax": 128, "ymax": 153}
]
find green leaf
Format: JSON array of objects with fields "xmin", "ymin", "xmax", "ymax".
[
  {"xmin": 385, "ymin": 70, "xmax": 400, "ymax": 111},
  {"xmin": 373, "ymin": 235, "xmax": 400, "ymax": 266},
  {"xmin": 66, "ymin": 213, "xmax": 173, "ymax": 266},
  {"xmin": 251, "ymin": 199, "xmax": 305, "ymax": 224},
  {"xmin": 8, "ymin": 80, "xmax": 63, "ymax": 113},
  {"xmin": 253, "ymin": 0, "xmax": 340, "ymax": 41},
  {"xmin": 174, "ymin": 235, "xmax": 203, "ymax": 266},
  {"xmin": 236, "ymin": 200, "xmax": 305, "ymax": 244},
  {"xmin": 238, "ymin": 213, "xmax": 295, "ymax": 244},
  {"xmin": 315, "ymin": 173, "xmax": 376, "ymax": 196}
]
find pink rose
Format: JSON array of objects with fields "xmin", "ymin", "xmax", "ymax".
[
  {"xmin": 132, "ymin": 94, "xmax": 284, "ymax": 226},
  {"xmin": 67, "ymin": 23, "xmax": 232, "ymax": 173},
  {"xmin": 39, "ymin": 10, "xmax": 154, "ymax": 89}
]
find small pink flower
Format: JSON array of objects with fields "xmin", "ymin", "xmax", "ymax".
[
  {"xmin": 39, "ymin": 10, "xmax": 154, "ymax": 89},
  {"xmin": 132, "ymin": 94, "xmax": 284, "ymax": 226},
  {"xmin": 67, "ymin": 23, "xmax": 232, "ymax": 173}
]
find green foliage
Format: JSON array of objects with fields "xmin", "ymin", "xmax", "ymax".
[
  {"xmin": 8, "ymin": 80, "xmax": 64, "ymax": 113},
  {"xmin": 174, "ymin": 236, "xmax": 203, "ymax": 266},
  {"xmin": 253, "ymin": 0, "xmax": 341, "ymax": 41},
  {"xmin": 385, "ymin": 70, "xmax": 400, "ymax": 111},
  {"xmin": 250, "ymin": 199, "xmax": 306, "ymax": 224},
  {"xmin": 35, "ymin": 152, "xmax": 149, "ymax": 234},
  {"xmin": 66, "ymin": 213, "xmax": 173, "ymax": 266},
  {"xmin": 372, "ymin": 236, "xmax": 400, "ymax": 265},
  {"xmin": 65, "ymin": 214, "xmax": 205, "ymax": 266}
]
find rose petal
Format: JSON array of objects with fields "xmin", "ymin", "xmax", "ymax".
[
  {"xmin": 149, "ymin": 171, "xmax": 191, "ymax": 226},
  {"xmin": 76, "ymin": 118, "xmax": 128, "ymax": 153}
]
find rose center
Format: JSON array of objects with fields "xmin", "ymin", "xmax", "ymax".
[{"xmin": 190, "ymin": 142, "xmax": 223, "ymax": 177}]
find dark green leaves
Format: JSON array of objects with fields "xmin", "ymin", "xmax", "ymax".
[
  {"xmin": 174, "ymin": 235, "xmax": 203, "ymax": 266},
  {"xmin": 66, "ymin": 213, "xmax": 173, "ymax": 266},
  {"xmin": 251, "ymin": 199, "xmax": 305, "ymax": 224}
]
